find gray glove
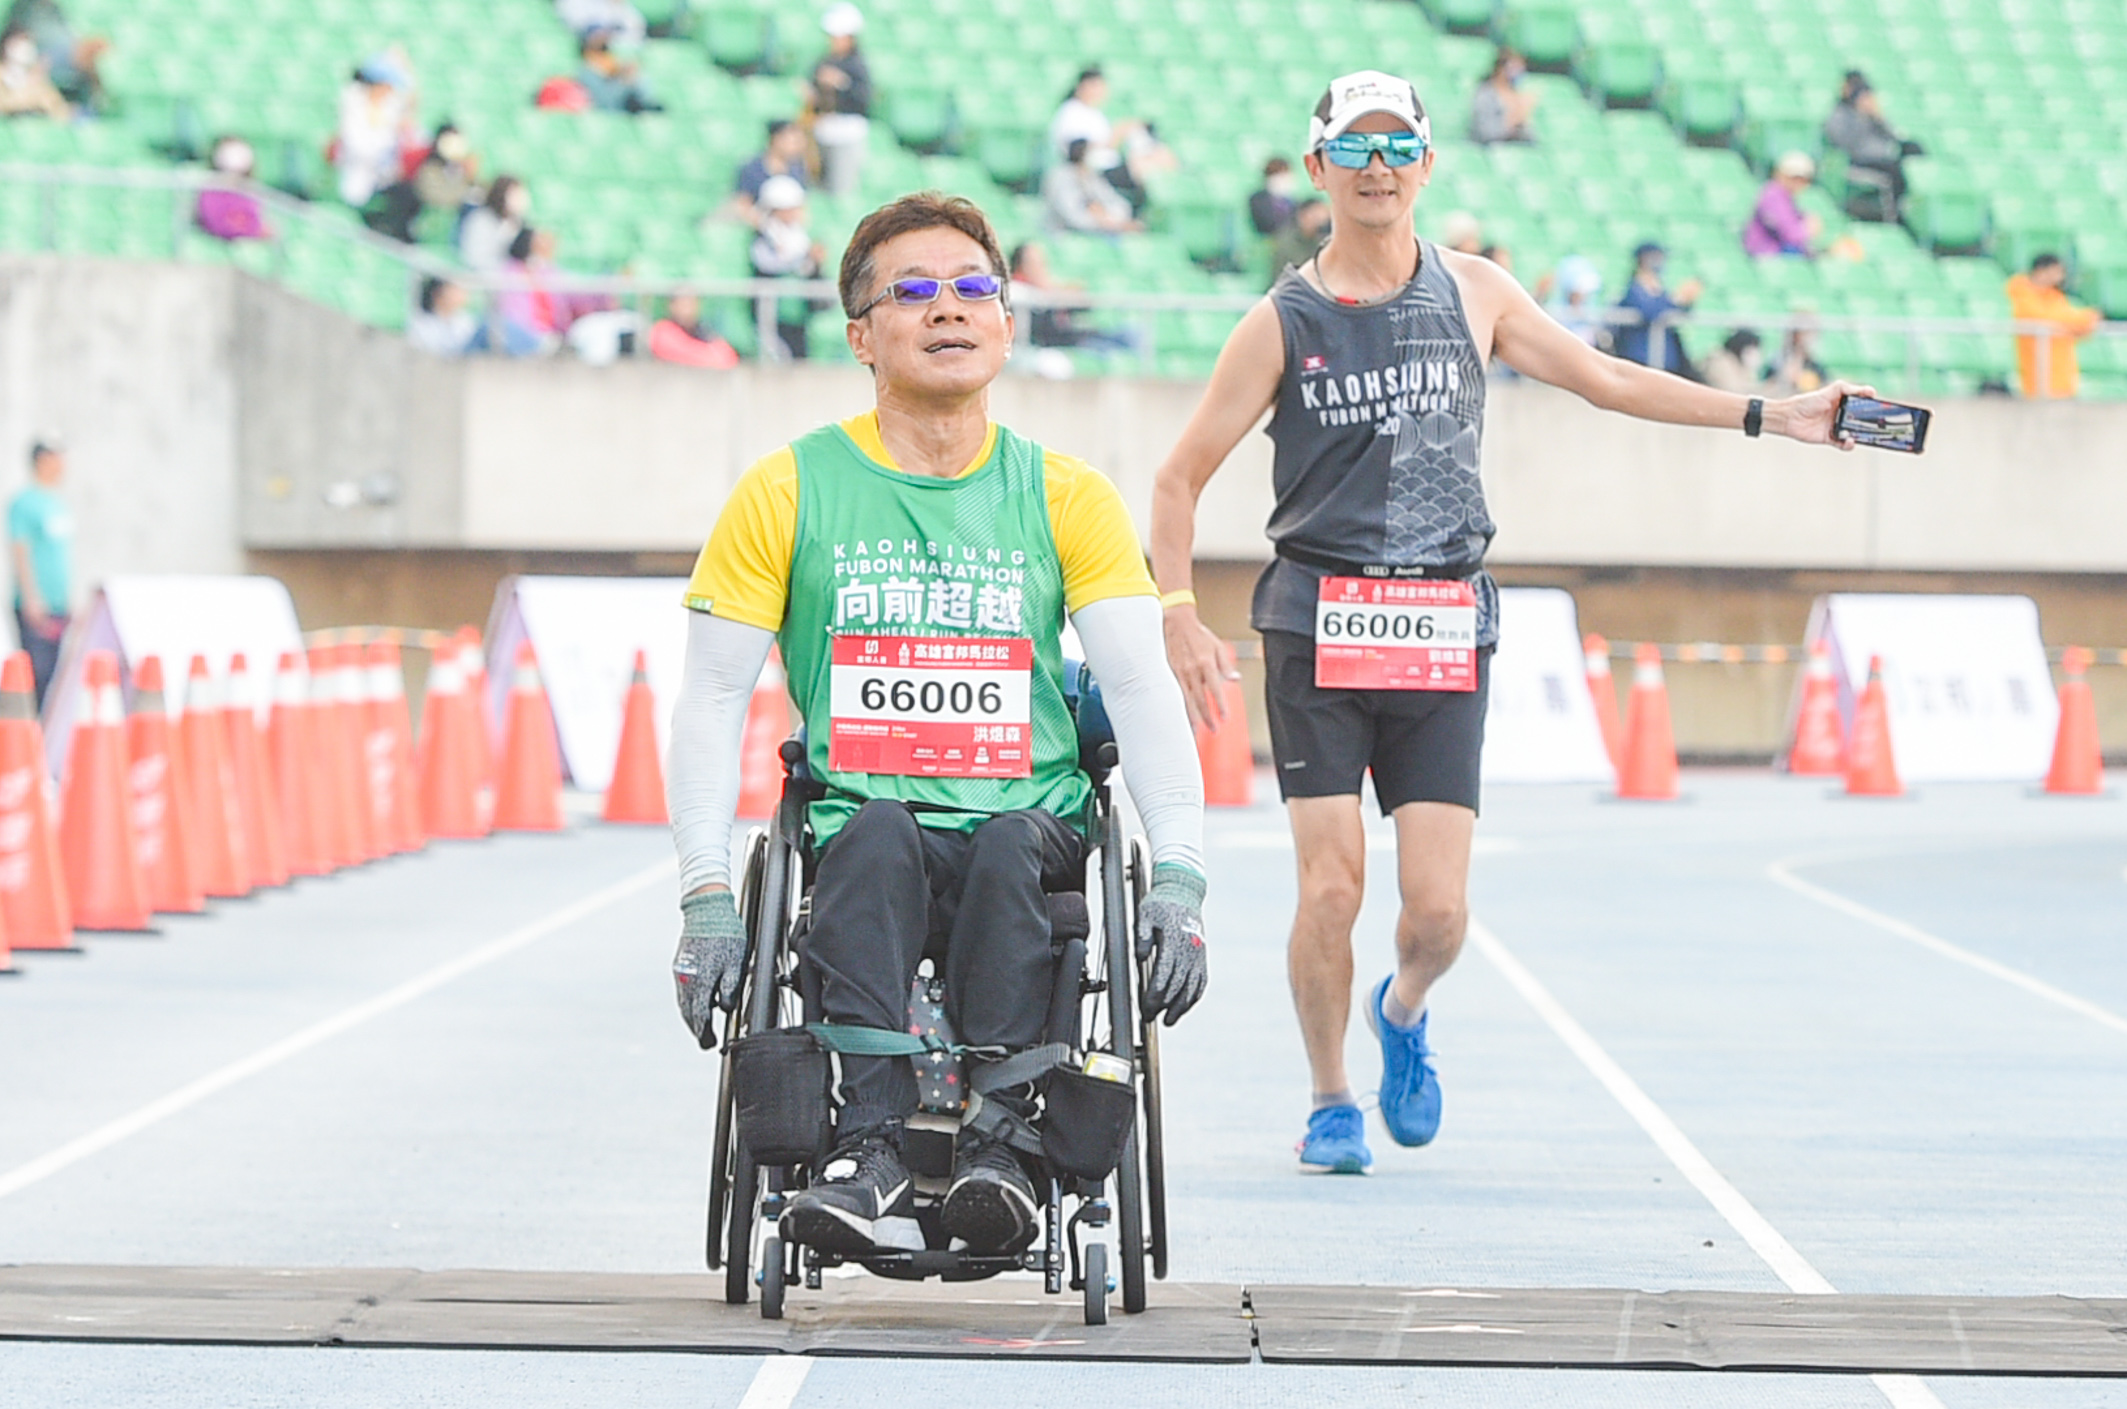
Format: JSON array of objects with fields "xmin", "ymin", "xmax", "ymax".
[
  {"xmin": 672, "ymin": 889, "xmax": 748, "ymax": 1049},
  {"xmin": 1135, "ymin": 863, "xmax": 1207, "ymax": 1027}
]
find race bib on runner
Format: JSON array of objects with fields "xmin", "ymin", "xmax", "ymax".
[
  {"xmin": 829, "ymin": 635, "xmax": 1034, "ymax": 777},
  {"xmin": 1314, "ymin": 577, "xmax": 1477, "ymax": 691}
]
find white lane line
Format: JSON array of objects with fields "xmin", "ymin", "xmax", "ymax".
[
  {"xmin": 1469, "ymin": 919, "xmax": 1947, "ymax": 1409},
  {"xmin": 736, "ymin": 1355, "xmax": 813, "ymax": 1409},
  {"xmin": 1768, "ymin": 856, "xmax": 2127, "ymax": 1038},
  {"xmin": 0, "ymin": 858, "xmax": 676, "ymax": 1202}
]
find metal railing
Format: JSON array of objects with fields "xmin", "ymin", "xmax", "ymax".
[{"xmin": 2, "ymin": 163, "xmax": 2120, "ymax": 388}]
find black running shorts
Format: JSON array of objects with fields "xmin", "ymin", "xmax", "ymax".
[{"xmin": 1261, "ymin": 630, "xmax": 1491, "ymax": 815}]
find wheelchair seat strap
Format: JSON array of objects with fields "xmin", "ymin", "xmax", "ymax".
[
  {"xmin": 968, "ymin": 1043, "xmax": 1076, "ymax": 1093},
  {"xmin": 804, "ymin": 1022, "xmax": 946, "ymax": 1057}
]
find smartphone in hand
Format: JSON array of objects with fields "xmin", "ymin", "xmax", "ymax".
[{"xmin": 1834, "ymin": 394, "xmax": 1931, "ymax": 454}]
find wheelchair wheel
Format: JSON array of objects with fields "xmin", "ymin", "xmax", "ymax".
[
  {"xmin": 707, "ymin": 829, "xmax": 770, "ymax": 1273},
  {"xmin": 717, "ymin": 819, "xmax": 798, "ymax": 1305},
  {"xmin": 1098, "ymin": 798, "xmax": 1149, "ymax": 1315},
  {"xmin": 1129, "ymin": 836, "xmax": 1170, "ymax": 1283},
  {"xmin": 760, "ymin": 1235, "xmax": 785, "ymax": 1321},
  {"xmin": 1082, "ymin": 1241, "xmax": 1108, "ymax": 1326}
]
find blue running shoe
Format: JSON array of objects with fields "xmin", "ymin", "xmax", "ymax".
[
  {"xmin": 1368, "ymin": 976, "xmax": 1442, "ymax": 1147},
  {"xmin": 1296, "ymin": 1104, "xmax": 1372, "ymax": 1174}
]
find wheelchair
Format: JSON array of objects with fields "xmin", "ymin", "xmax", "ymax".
[{"xmin": 703, "ymin": 683, "xmax": 1170, "ymax": 1327}]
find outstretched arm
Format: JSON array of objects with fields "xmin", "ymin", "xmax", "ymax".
[
  {"xmin": 667, "ymin": 611, "xmax": 775, "ymax": 897},
  {"xmin": 1150, "ymin": 298, "xmax": 1285, "ymax": 728},
  {"xmin": 1071, "ymin": 595, "xmax": 1205, "ymax": 876},
  {"xmin": 1466, "ymin": 255, "xmax": 1873, "ymax": 446}
]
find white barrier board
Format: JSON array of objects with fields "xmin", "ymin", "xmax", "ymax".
[
  {"xmin": 1480, "ymin": 587, "xmax": 1616, "ymax": 785},
  {"xmin": 1799, "ymin": 593, "xmax": 2057, "ymax": 783},
  {"xmin": 43, "ymin": 576, "xmax": 306, "ymax": 778},
  {"xmin": 485, "ymin": 576, "xmax": 692, "ymax": 792}
]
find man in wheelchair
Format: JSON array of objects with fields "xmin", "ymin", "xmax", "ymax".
[{"xmin": 667, "ymin": 192, "xmax": 1209, "ymax": 1261}]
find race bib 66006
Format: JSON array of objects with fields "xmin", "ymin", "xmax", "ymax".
[
  {"xmin": 1314, "ymin": 577, "xmax": 1477, "ymax": 691},
  {"xmin": 829, "ymin": 635, "xmax": 1034, "ymax": 777}
]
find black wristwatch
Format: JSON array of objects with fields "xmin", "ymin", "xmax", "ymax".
[{"xmin": 1743, "ymin": 397, "xmax": 1764, "ymax": 438}]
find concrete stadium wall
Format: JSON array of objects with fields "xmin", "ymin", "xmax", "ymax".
[{"xmin": 9, "ymin": 254, "xmax": 2127, "ymax": 757}]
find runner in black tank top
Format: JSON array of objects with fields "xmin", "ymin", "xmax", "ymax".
[{"xmin": 1147, "ymin": 71, "xmax": 1875, "ymax": 1174}]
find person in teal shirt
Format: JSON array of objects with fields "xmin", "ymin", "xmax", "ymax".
[{"xmin": 10, "ymin": 439, "xmax": 74, "ymax": 707}]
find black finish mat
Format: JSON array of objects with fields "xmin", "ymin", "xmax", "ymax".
[
  {"xmin": 1247, "ymin": 1284, "xmax": 2127, "ymax": 1376},
  {"xmin": 0, "ymin": 1266, "xmax": 1252, "ymax": 1362}
]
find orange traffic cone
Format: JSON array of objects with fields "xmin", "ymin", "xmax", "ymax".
[
  {"xmin": 1584, "ymin": 633, "xmax": 1624, "ymax": 774},
  {"xmin": 603, "ymin": 650, "xmax": 668, "ymax": 824},
  {"xmin": 181, "ymin": 656, "xmax": 253, "ymax": 897},
  {"xmin": 416, "ymin": 639, "xmax": 487, "ymax": 839},
  {"xmin": 60, "ymin": 651, "xmax": 154, "ymax": 930},
  {"xmin": 1616, "ymin": 643, "xmax": 1680, "ymax": 801},
  {"xmin": 736, "ymin": 656, "xmax": 792, "ymax": 820},
  {"xmin": 126, "ymin": 657, "xmax": 204, "ymax": 915},
  {"xmin": 494, "ymin": 644, "xmax": 564, "ymax": 831},
  {"xmin": 0, "ymin": 652, "xmax": 74, "ymax": 949},
  {"xmin": 308, "ymin": 644, "xmax": 361, "ymax": 867},
  {"xmin": 459, "ymin": 626, "xmax": 495, "ymax": 787},
  {"xmin": 270, "ymin": 652, "xmax": 330, "ymax": 877},
  {"xmin": 224, "ymin": 655, "xmax": 288, "ymax": 889},
  {"xmin": 368, "ymin": 643, "xmax": 424, "ymax": 851},
  {"xmin": 1845, "ymin": 655, "xmax": 1903, "ymax": 797},
  {"xmin": 2044, "ymin": 646, "xmax": 2104, "ymax": 796},
  {"xmin": 331, "ymin": 643, "xmax": 385, "ymax": 863},
  {"xmin": 1786, "ymin": 639, "xmax": 1846, "ymax": 776},
  {"xmin": 1194, "ymin": 671, "xmax": 1255, "ymax": 807}
]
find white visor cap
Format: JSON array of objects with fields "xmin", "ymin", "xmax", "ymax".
[{"xmin": 1309, "ymin": 70, "xmax": 1431, "ymax": 151}]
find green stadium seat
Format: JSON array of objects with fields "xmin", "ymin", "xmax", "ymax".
[
  {"xmin": 1992, "ymin": 225, "xmax": 2075, "ymax": 279},
  {"xmin": 1576, "ymin": 41, "xmax": 1661, "ymax": 109},
  {"xmin": 1422, "ymin": 0, "xmax": 1497, "ymax": 37},
  {"xmin": 2078, "ymin": 264, "xmax": 2127, "ymax": 321},
  {"xmin": 1660, "ymin": 75, "xmax": 1741, "ymax": 143},
  {"xmin": 970, "ymin": 125, "xmax": 1043, "ymax": 193},
  {"xmin": 1903, "ymin": 182, "xmax": 1991, "ymax": 256},
  {"xmin": 881, "ymin": 84, "xmax": 957, "ymax": 153},
  {"xmin": 1500, "ymin": 4, "xmax": 1580, "ymax": 71},
  {"xmin": 698, "ymin": 2, "xmax": 775, "ymax": 73}
]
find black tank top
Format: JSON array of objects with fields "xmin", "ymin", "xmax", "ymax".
[{"xmin": 1251, "ymin": 242, "xmax": 1498, "ymax": 646}]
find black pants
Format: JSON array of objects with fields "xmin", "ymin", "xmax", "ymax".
[
  {"xmin": 804, "ymin": 800, "xmax": 1083, "ymax": 1140},
  {"xmin": 15, "ymin": 608, "xmax": 64, "ymax": 709}
]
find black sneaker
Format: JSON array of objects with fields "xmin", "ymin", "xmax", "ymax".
[
  {"xmin": 779, "ymin": 1134, "xmax": 923, "ymax": 1257},
  {"xmin": 940, "ymin": 1131, "xmax": 1041, "ymax": 1254}
]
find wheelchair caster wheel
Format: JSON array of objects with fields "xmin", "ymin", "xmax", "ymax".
[
  {"xmin": 760, "ymin": 1236, "xmax": 785, "ymax": 1321},
  {"xmin": 1082, "ymin": 1241, "xmax": 1108, "ymax": 1326}
]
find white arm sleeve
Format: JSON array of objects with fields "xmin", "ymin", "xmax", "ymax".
[
  {"xmin": 1071, "ymin": 595, "xmax": 1205, "ymax": 876},
  {"xmin": 667, "ymin": 610, "xmax": 777, "ymax": 896}
]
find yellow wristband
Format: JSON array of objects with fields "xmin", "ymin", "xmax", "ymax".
[{"xmin": 1159, "ymin": 589, "xmax": 1197, "ymax": 610}]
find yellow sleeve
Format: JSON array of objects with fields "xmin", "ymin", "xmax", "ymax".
[
  {"xmin": 682, "ymin": 449, "xmax": 798, "ymax": 630},
  {"xmin": 1043, "ymin": 451, "xmax": 1157, "ymax": 615}
]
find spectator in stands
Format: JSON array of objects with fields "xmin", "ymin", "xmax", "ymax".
[
  {"xmin": 1612, "ymin": 241, "xmax": 1700, "ymax": 374},
  {"xmin": 1047, "ymin": 66, "xmax": 1167, "ymax": 215},
  {"xmin": 196, "ymin": 136, "xmax": 269, "ymax": 241},
  {"xmin": 1009, "ymin": 240, "xmax": 1138, "ymax": 361},
  {"xmin": 1743, "ymin": 152, "xmax": 1822, "ymax": 258},
  {"xmin": 1249, "ymin": 157, "xmax": 1298, "ymax": 237},
  {"xmin": 408, "ymin": 278, "xmax": 481, "ymax": 357},
  {"xmin": 1440, "ymin": 209, "xmax": 1483, "ymax": 256},
  {"xmin": 1043, "ymin": 137, "xmax": 1141, "ymax": 235},
  {"xmin": 4, "ymin": 0, "xmax": 104, "ymax": 111},
  {"xmin": 336, "ymin": 53, "xmax": 418, "ymax": 208},
  {"xmin": 649, "ymin": 292, "xmax": 741, "ymax": 368},
  {"xmin": 578, "ymin": 29, "xmax": 660, "ymax": 112},
  {"xmin": 495, "ymin": 227, "xmax": 619, "ymax": 355},
  {"xmin": 731, "ymin": 120, "xmax": 812, "ymax": 228},
  {"xmin": 556, "ymin": 0, "xmax": 645, "ymax": 49},
  {"xmin": 750, "ymin": 175, "xmax": 826, "ymax": 360},
  {"xmin": 1269, "ymin": 199, "xmax": 1330, "ymax": 282},
  {"xmin": 9, "ymin": 437, "xmax": 71, "ymax": 707},
  {"xmin": 1699, "ymin": 328, "xmax": 1765, "ymax": 392},
  {"xmin": 810, "ymin": 3, "xmax": 872, "ymax": 198},
  {"xmin": 1823, "ymin": 71, "xmax": 1919, "ymax": 220},
  {"xmin": 1470, "ymin": 46, "xmax": 1535, "ymax": 145},
  {"xmin": 1763, "ymin": 317, "xmax": 1828, "ymax": 395},
  {"xmin": 1544, "ymin": 255, "xmax": 1606, "ymax": 347},
  {"xmin": 2006, "ymin": 253, "xmax": 2102, "ymax": 400},
  {"xmin": 0, "ymin": 26, "xmax": 67, "ymax": 118},
  {"xmin": 372, "ymin": 123, "xmax": 479, "ymax": 243},
  {"xmin": 460, "ymin": 175, "xmax": 529, "ymax": 271}
]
